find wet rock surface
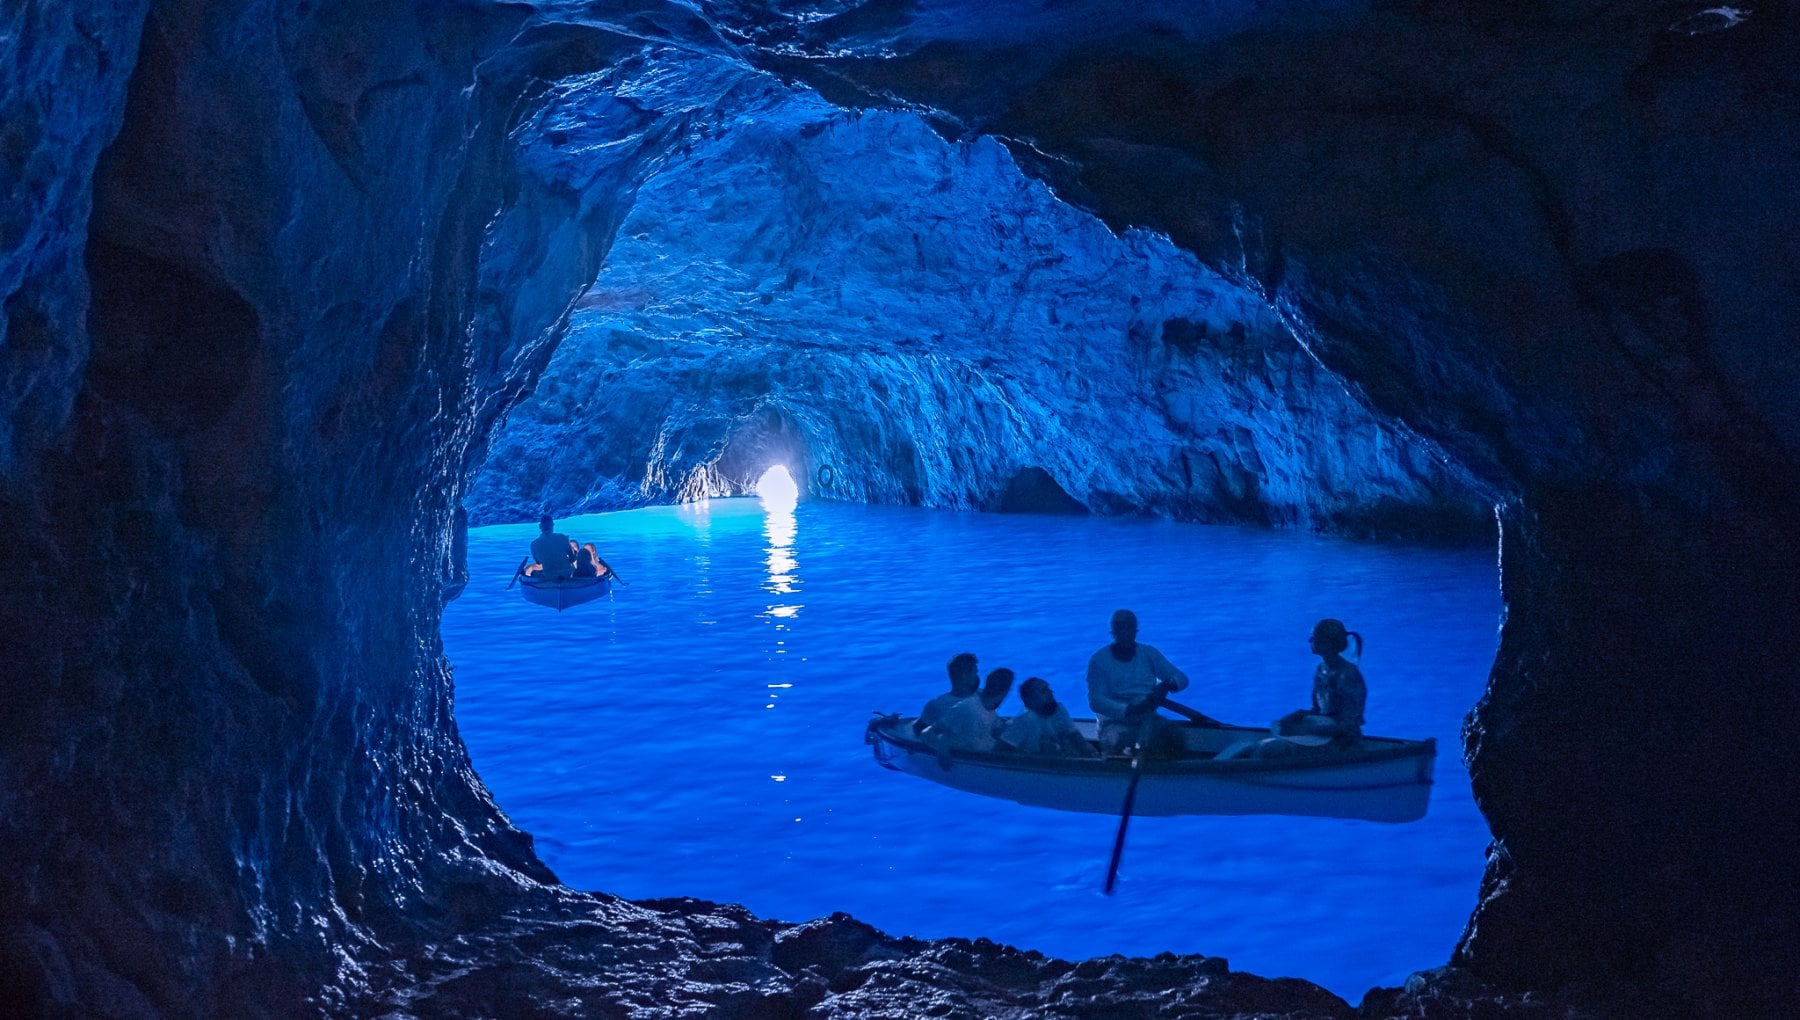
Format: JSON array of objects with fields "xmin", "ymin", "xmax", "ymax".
[
  {"xmin": 2, "ymin": 0, "xmax": 1794, "ymax": 1016},
  {"xmin": 383, "ymin": 896, "xmax": 1361, "ymax": 1019}
]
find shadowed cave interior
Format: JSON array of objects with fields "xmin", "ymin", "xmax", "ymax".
[{"xmin": 1, "ymin": 1, "xmax": 1797, "ymax": 1017}]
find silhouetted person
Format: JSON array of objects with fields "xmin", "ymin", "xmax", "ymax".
[
  {"xmin": 928, "ymin": 668, "xmax": 1016, "ymax": 753},
  {"xmin": 1001, "ymin": 677, "xmax": 1094, "ymax": 756},
  {"xmin": 1272, "ymin": 618, "xmax": 1366, "ymax": 749},
  {"xmin": 915, "ymin": 652, "xmax": 979, "ymax": 735},
  {"xmin": 979, "ymin": 667, "xmax": 1013, "ymax": 714},
  {"xmin": 1087, "ymin": 609, "xmax": 1191, "ymax": 755},
  {"xmin": 573, "ymin": 542, "xmax": 613, "ymax": 580},
  {"xmin": 573, "ymin": 543, "xmax": 600, "ymax": 578},
  {"xmin": 529, "ymin": 514, "xmax": 576, "ymax": 580}
]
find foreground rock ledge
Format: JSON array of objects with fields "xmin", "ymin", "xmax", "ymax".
[{"xmin": 371, "ymin": 888, "xmax": 1576, "ymax": 1019}]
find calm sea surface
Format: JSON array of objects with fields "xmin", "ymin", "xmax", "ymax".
[{"xmin": 444, "ymin": 499, "xmax": 1499, "ymax": 1000}]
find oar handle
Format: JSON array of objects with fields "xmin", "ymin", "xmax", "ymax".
[
  {"xmin": 505, "ymin": 556, "xmax": 530, "ymax": 590},
  {"xmin": 1156, "ymin": 693, "xmax": 1225, "ymax": 728}
]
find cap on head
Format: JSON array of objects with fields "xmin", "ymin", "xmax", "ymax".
[{"xmin": 539, "ymin": 514, "xmax": 554, "ymax": 532}]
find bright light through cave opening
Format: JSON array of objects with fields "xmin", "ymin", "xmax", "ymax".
[{"xmin": 756, "ymin": 464, "xmax": 799, "ymax": 507}]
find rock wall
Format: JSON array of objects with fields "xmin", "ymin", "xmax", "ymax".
[
  {"xmin": 469, "ymin": 57, "xmax": 1489, "ymax": 543},
  {"xmin": 0, "ymin": 1, "xmax": 710, "ymax": 1011}
]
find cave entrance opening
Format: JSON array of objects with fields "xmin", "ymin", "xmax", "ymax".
[
  {"xmin": 755, "ymin": 465, "xmax": 799, "ymax": 507},
  {"xmin": 452, "ymin": 41, "xmax": 1505, "ymax": 1004}
]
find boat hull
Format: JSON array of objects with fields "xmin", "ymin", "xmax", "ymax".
[
  {"xmin": 867, "ymin": 717, "xmax": 1435, "ymax": 823},
  {"xmin": 518, "ymin": 575, "xmax": 612, "ymax": 611}
]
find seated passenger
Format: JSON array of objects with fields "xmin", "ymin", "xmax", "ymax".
[
  {"xmin": 1001, "ymin": 677, "xmax": 1095, "ymax": 756},
  {"xmin": 573, "ymin": 543, "xmax": 601, "ymax": 578},
  {"xmin": 528, "ymin": 515, "xmax": 576, "ymax": 580},
  {"xmin": 1086, "ymin": 609, "xmax": 1192, "ymax": 756},
  {"xmin": 915, "ymin": 653, "xmax": 979, "ymax": 735},
  {"xmin": 1257, "ymin": 618, "xmax": 1367, "ymax": 758},
  {"xmin": 926, "ymin": 668, "xmax": 1015, "ymax": 753}
]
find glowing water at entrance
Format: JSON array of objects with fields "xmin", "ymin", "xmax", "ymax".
[{"xmin": 446, "ymin": 501, "xmax": 1498, "ymax": 998}]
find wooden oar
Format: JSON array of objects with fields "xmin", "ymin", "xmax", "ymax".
[
  {"xmin": 1156, "ymin": 694, "xmax": 1226, "ymax": 728},
  {"xmin": 597, "ymin": 557, "xmax": 628, "ymax": 586},
  {"xmin": 1103, "ymin": 748, "xmax": 1145, "ymax": 896},
  {"xmin": 504, "ymin": 556, "xmax": 530, "ymax": 590}
]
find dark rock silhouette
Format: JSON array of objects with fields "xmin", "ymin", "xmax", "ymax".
[{"xmin": 2, "ymin": 0, "xmax": 1794, "ymax": 1015}]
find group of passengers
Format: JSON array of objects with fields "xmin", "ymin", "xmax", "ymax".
[
  {"xmin": 913, "ymin": 608, "xmax": 1366, "ymax": 760},
  {"xmin": 523, "ymin": 515, "xmax": 613, "ymax": 581},
  {"xmin": 914, "ymin": 654, "xmax": 1095, "ymax": 757}
]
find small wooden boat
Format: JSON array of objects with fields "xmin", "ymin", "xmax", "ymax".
[
  {"xmin": 517, "ymin": 574, "xmax": 613, "ymax": 611},
  {"xmin": 865, "ymin": 716, "xmax": 1435, "ymax": 823}
]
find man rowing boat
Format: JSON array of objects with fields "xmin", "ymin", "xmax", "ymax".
[{"xmin": 1086, "ymin": 609, "xmax": 1196, "ymax": 755}]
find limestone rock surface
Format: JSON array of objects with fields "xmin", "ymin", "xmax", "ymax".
[{"xmin": 469, "ymin": 54, "xmax": 1488, "ymax": 543}]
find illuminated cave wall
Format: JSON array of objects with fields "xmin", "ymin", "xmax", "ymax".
[{"xmin": 471, "ymin": 53, "xmax": 1488, "ymax": 543}]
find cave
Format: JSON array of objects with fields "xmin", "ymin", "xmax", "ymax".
[{"xmin": 3, "ymin": 2, "xmax": 1796, "ymax": 1017}]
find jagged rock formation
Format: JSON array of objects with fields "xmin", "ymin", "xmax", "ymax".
[
  {"xmin": 2, "ymin": 0, "xmax": 1794, "ymax": 1016},
  {"xmin": 469, "ymin": 58, "xmax": 1489, "ymax": 542}
]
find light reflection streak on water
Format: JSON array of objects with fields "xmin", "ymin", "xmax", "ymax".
[
  {"xmin": 762, "ymin": 497, "xmax": 801, "ymax": 711},
  {"xmin": 763, "ymin": 500, "xmax": 799, "ymax": 597}
]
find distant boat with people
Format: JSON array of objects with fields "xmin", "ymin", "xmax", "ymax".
[
  {"xmin": 511, "ymin": 512, "xmax": 624, "ymax": 611},
  {"xmin": 865, "ymin": 716, "xmax": 1436, "ymax": 823}
]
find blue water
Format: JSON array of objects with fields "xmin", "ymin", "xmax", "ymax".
[{"xmin": 445, "ymin": 499, "xmax": 1499, "ymax": 1000}]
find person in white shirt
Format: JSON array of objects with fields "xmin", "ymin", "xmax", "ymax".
[
  {"xmin": 1086, "ymin": 609, "xmax": 1193, "ymax": 755},
  {"xmin": 914, "ymin": 652, "xmax": 980, "ymax": 735},
  {"xmin": 1001, "ymin": 677, "xmax": 1095, "ymax": 756},
  {"xmin": 926, "ymin": 668, "xmax": 1014, "ymax": 753}
]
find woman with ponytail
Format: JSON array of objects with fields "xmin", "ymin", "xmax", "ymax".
[{"xmin": 1272, "ymin": 618, "xmax": 1367, "ymax": 749}]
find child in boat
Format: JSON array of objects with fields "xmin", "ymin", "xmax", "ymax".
[
  {"xmin": 1000, "ymin": 677, "xmax": 1095, "ymax": 756},
  {"xmin": 914, "ymin": 653, "xmax": 979, "ymax": 735},
  {"xmin": 924, "ymin": 668, "xmax": 1015, "ymax": 753}
]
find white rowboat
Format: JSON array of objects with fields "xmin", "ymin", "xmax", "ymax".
[
  {"xmin": 865, "ymin": 716, "xmax": 1435, "ymax": 823},
  {"xmin": 517, "ymin": 575, "xmax": 612, "ymax": 611}
]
